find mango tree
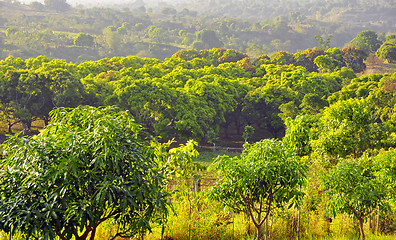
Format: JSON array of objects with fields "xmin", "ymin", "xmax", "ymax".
[
  {"xmin": 312, "ymin": 98, "xmax": 391, "ymax": 160},
  {"xmin": 210, "ymin": 139, "xmax": 307, "ymax": 240},
  {"xmin": 322, "ymin": 159, "xmax": 388, "ymax": 240},
  {"xmin": 0, "ymin": 106, "xmax": 169, "ymax": 240}
]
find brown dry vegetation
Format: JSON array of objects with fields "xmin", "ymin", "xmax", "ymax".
[{"xmin": 360, "ymin": 53, "xmax": 396, "ymax": 76}]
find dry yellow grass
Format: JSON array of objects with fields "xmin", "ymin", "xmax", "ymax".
[{"xmin": 360, "ymin": 54, "xmax": 396, "ymax": 76}]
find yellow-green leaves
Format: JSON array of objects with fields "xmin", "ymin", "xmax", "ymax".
[{"xmin": 210, "ymin": 139, "xmax": 307, "ymax": 240}]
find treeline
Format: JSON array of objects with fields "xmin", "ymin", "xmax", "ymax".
[
  {"xmin": 0, "ymin": 45, "xmax": 395, "ymax": 145},
  {"xmin": 0, "ymin": 0, "xmax": 395, "ymax": 61}
]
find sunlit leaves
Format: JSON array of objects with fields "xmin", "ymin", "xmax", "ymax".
[{"xmin": 210, "ymin": 139, "xmax": 307, "ymax": 239}]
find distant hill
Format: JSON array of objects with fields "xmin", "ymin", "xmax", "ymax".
[{"xmin": 0, "ymin": 0, "xmax": 395, "ymax": 62}]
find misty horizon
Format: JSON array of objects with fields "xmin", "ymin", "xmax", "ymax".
[{"xmin": 16, "ymin": 0, "xmax": 192, "ymax": 8}]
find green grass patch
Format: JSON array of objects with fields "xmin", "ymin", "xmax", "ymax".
[{"xmin": 193, "ymin": 149, "xmax": 240, "ymax": 167}]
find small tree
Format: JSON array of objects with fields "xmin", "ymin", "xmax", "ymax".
[
  {"xmin": 0, "ymin": 106, "xmax": 169, "ymax": 240},
  {"xmin": 373, "ymin": 149, "xmax": 396, "ymax": 234},
  {"xmin": 207, "ymin": 129, "xmax": 219, "ymax": 151},
  {"xmin": 210, "ymin": 139, "xmax": 307, "ymax": 240},
  {"xmin": 74, "ymin": 33, "xmax": 95, "ymax": 47},
  {"xmin": 315, "ymin": 35, "xmax": 332, "ymax": 50},
  {"xmin": 242, "ymin": 125, "xmax": 255, "ymax": 143},
  {"xmin": 322, "ymin": 159, "xmax": 388, "ymax": 240}
]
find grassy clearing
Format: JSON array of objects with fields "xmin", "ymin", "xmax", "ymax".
[
  {"xmin": 360, "ymin": 54, "xmax": 396, "ymax": 76},
  {"xmin": 0, "ymin": 119, "xmax": 45, "ymax": 135},
  {"xmin": 193, "ymin": 149, "xmax": 240, "ymax": 167},
  {"xmin": 193, "ymin": 149, "xmax": 240, "ymax": 182},
  {"xmin": 362, "ymin": 62, "xmax": 396, "ymax": 75}
]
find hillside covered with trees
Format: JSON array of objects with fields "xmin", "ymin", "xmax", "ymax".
[{"xmin": 0, "ymin": 0, "xmax": 395, "ymax": 62}]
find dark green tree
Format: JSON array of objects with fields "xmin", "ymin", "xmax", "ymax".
[
  {"xmin": 74, "ymin": 33, "xmax": 95, "ymax": 47},
  {"xmin": 349, "ymin": 30, "xmax": 382, "ymax": 53},
  {"xmin": 196, "ymin": 29, "xmax": 223, "ymax": 49},
  {"xmin": 0, "ymin": 106, "xmax": 169, "ymax": 240}
]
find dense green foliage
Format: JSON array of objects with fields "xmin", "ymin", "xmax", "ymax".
[
  {"xmin": 377, "ymin": 35, "xmax": 396, "ymax": 63},
  {"xmin": 1, "ymin": 33, "xmax": 396, "ymax": 239},
  {"xmin": 0, "ymin": 106, "xmax": 170, "ymax": 240},
  {"xmin": 0, "ymin": 45, "xmax": 380, "ymax": 142}
]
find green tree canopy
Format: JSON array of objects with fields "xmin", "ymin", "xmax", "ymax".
[
  {"xmin": 0, "ymin": 106, "xmax": 169, "ymax": 240},
  {"xmin": 74, "ymin": 33, "xmax": 95, "ymax": 47},
  {"xmin": 349, "ymin": 30, "xmax": 382, "ymax": 53},
  {"xmin": 323, "ymin": 158, "xmax": 388, "ymax": 240},
  {"xmin": 210, "ymin": 139, "xmax": 307, "ymax": 240},
  {"xmin": 312, "ymin": 98, "xmax": 391, "ymax": 160},
  {"xmin": 376, "ymin": 38, "xmax": 396, "ymax": 63}
]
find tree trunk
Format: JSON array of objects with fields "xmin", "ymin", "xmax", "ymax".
[
  {"xmin": 358, "ymin": 217, "xmax": 365, "ymax": 240},
  {"xmin": 223, "ymin": 122, "xmax": 229, "ymax": 139},
  {"xmin": 8, "ymin": 121, "xmax": 13, "ymax": 134},
  {"xmin": 89, "ymin": 227, "xmax": 96, "ymax": 240},
  {"xmin": 269, "ymin": 214, "xmax": 273, "ymax": 240},
  {"xmin": 377, "ymin": 206, "xmax": 380, "ymax": 235},
  {"xmin": 297, "ymin": 184, "xmax": 301, "ymax": 240},
  {"xmin": 256, "ymin": 224, "xmax": 262, "ymax": 240},
  {"xmin": 235, "ymin": 119, "xmax": 242, "ymax": 135},
  {"xmin": 77, "ymin": 224, "xmax": 92, "ymax": 240},
  {"xmin": 188, "ymin": 194, "xmax": 192, "ymax": 240},
  {"xmin": 44, "ymin": 116, "xmax": 49, "ymax": 126},
  {"xmin": 22, "ymin": 122, "xmax": 28, "ymax": 135},
  {"xmin": 340, "ymin": 214, "xmax": 343, "ymax": 234},
  {"xmin": 232, "ymin": 211, "xmax": 235, "ymax": 240},
  {"xmin": 297, "ymin": 208, "xmax": 301, "ymax": 240}
]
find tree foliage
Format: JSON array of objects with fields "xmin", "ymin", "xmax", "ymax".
[
  {"xmin": 44, "ymin": 0, "xmax": 71, "ymax": 12},
  {"xmin": 323, "ymin": 158, "xmax": 388, "ymax": 240},
  {"xmin": 349, "ymin": 30, "xmax": 382, "ymax": 53},
  {"xmin": 0, "ymin": 106, "xmax": 169, "ymax": 240},
  {"xmin": 74, "ymin": 33, "xmax": 95, "ymax": 48},
  {"xmin": 210, "ymin": 139, "xmax": 307, "ymax": 240},
  {"xmin": 376, "ymin": 37, "xmax": 396, "ymax": 63}
]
